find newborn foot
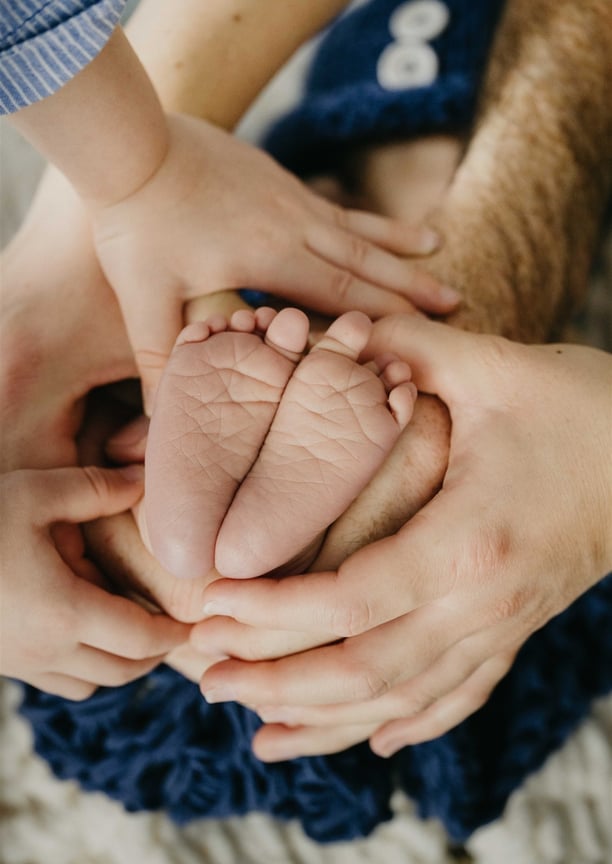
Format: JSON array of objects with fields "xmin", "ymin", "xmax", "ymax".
[
  {"xmin": 215, "ymin": 311, "xmax": 416, "ymax": 578},
  {"xmin": 145, "ymin": 307, "xmax": 309, "ymax": 579}
]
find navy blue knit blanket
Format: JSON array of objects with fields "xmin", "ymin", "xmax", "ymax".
[{"xmin": 19, "ymin": 574, "xmax": 612, "ymax": 843}]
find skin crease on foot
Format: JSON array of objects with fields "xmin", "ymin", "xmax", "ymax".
[{"xmin": 144, "ymin": 307, "xmax": 416, "ymax": 582}]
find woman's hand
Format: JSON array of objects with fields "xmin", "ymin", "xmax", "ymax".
[
  {"xmin": 197, "ymin": 316, "xmax": 612, "ymax": 760},
  {"xmin": 0, "ymin": 465, "xmax": 188, "ymax": 700}
]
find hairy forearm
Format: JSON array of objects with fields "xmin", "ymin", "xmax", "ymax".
[
  {"xmin": 444, "ymin": 0, "xmax": 612, "ymax": 339},
  {"xmin": 127, "ymin": 0, "xmax": 349, "ymax": 130}
]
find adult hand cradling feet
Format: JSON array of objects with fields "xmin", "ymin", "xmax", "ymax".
[
  {"xmin": 198, "ymin": 316, "xmax": 612, "ymax": 760},
  {"xmin": 191, "ymin": 0, "xmax": 611, "ymax": 762},
  {"xmin": 0, "ymin": 464, "xmax": 188, "ymax": 698}
]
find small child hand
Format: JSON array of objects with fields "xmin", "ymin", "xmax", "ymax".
[
  {"xmin": 0, "ymin": 465, "xmax": 188, "ymax": 699},
  {"xmin": 92, "ymin": 114, "xmax": 453, "ymax": 411}
]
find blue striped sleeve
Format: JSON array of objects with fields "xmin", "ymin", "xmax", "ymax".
[{"xmin": 0, "ymin": 0, "xmax": 126, "ymax": 115}]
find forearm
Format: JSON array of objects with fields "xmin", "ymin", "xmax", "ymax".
[
  {"xmin": 443, "ymin": 0, "xmax": 612, "ymax": 339},
  {"xmin": 127, "ymin": 0, "xmax": 349, "ymax": 130},
  {"xmin": 10, "ymin": 27, "xmax": 168, "ymax": 207}
]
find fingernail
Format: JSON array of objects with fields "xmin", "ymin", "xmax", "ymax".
[
  {"xmin": 202, "ymin": 600, "xmax": 234, "ymax": 617},
  {"xmin": 203, "ymin": 685, "xmax": 237, "ymax": 704},
  {"xmin": 438, "ymin": 284, "xmax": 462, "ymax": 304},
  {"xmin": 118, "ymin": 464, "xmax": 145, "ymax": 482},
  {"xmin": 416, "ymin": 229, "xmax": 440, "ymax": 254},
  {"xmin": 143, "ymin": 386, "xmax": 157, "ymax": 417}
]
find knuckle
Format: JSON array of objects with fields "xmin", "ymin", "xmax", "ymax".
[
  {"xmin": 329, "ymin": 266, "xmax": 355, "ymax": 304},
  {"xmin": 359, "ymin": 665, "xmax": 393, "ymax": 700},
  {"xmin": 329, "ymin": 598, "xmax": 374, "ymax": 637},
  {"xmin": 347, "ymin": 233, "xmax": 369, "ymax": 270},
  {"xmin": 80, "ymin": 465, "xmax": 113, "ymax": 502},
  {"xmin": 490, "ymin": 592, "xmax": 525, "ymax": 624},
  {"xmin": 238, "ymin": 633, "xmax": 272, "ymax": 662},
  {"xmin": 470, "ymin": 524, "xmax": 514, "ymax": 574},
  {"xmin": 342, "ymin": 651, "xmax": 392, "ymax": 700},
  {"xmin": 403, "ymin": 683, "xmax": 439, "ymax": 716}
]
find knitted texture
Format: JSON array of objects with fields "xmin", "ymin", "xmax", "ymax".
[
  {"xmin": 19, "ymin": 573, "xmax": 612, "ymax": 844},
  {"xmin": 264, "ymin": 0, "xmax": 507, "ymax": 176}
]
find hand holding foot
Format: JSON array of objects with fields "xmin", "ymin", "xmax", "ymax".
[
  {"xmin": 145, "ymin": 308, "xmax": 416, "ymax": 581},
  {"xmin": 0, "ymin": 465, "xmax": 188, "ymax": 699}
]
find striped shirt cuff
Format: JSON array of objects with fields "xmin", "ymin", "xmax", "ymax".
[{"xmin": 0, "ymin": 0, "xmax": 126, "ymax": 115}]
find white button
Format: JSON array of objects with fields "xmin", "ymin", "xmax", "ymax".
[
  {"xmin": 377, "ymin": 41, "xmax": 439, "ymax": 90},
  {"xmin": 389, "ymin": 0, "xmax": 450, "ymax": 42}
]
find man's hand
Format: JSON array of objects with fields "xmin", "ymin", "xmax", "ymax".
[
  {"xmin": 196, "ymin": 316, "xmax": 612, "ymax": 761},
  {"xmin": 0, "ymin": 465, "xmax": 188, "ymax": 699}
]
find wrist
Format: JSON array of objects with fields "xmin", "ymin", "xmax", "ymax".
[{"xmin": 11, "ymin": 28, "xmax": 170, "ymax": 210}]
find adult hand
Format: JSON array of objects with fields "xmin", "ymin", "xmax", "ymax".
[
  {"xmin": 93, "ymin": 113, "xmax": 456, "ymax": 410},
  {"xmin": 0, "ymin": 465, "xmax": 189, "ymax": 699},
  {"xmin": 0, "ymin": 165, "xmax": 137, "ymax": 474},
  {"xmin": 198, "ymin": 316, "xmax": 612, "ymax": 760}
]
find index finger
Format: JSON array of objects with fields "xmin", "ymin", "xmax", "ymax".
[
  {"xmin": 74, "ymin": 579, "xmax": 189, "ymax": 659},
  {"xmin": 202, "ymin": 500, "xmax": 454, "ymax": 636}
]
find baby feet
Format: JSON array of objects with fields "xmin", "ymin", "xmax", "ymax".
[
  {"xmin": 145, "ymin": 307, "xmax": 309, "ymax": 580},
  {"xmin": 145, "ymin": 308, "xmax": 416, "ymax": 580}
]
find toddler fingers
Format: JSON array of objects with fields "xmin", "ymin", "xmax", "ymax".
[
  {"xmin": 305, "ymin": 221, "xmax": 459, "ymax": 313},
  {"xmin": 264, "ymin": 249, "xmax": 416, "ymax": 319},
  {"xmin": 308, "ymin": 193, "xmax": 440, "ymax": 257},
  {"xmin": 336, "ymin": 208, "xmax": 442, "ymax": 258}
]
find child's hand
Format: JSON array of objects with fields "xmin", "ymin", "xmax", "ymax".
[
  {"xmin": 0, "ymin": 465, "xmax": 188, "ymax": 699},
  {"xmin": 92, "ymin": 114, "xmax": 455, "ymax": 411}
]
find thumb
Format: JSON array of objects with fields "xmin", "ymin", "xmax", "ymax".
[
  {"xmin": 120, "ymin": 294, "xmax": 183, "ymax": 416},
  {"xmin": 366, "ymin": 314, "xmax": 495, "ymax": 404},
  {"xmin": 32, "ymin": 465, "xmax": 145, "ymax": 525}
]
